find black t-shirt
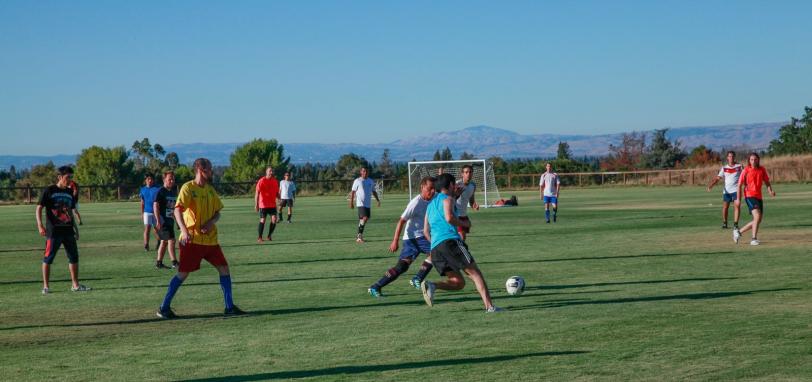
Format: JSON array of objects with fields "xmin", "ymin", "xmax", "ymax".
[
  {"xmin": 39, "ymin": 185, "xmax": 76, "ymax": 235},
  {"xmin": 155, "ymin": 187, "xmax": 178, "ymax": 225}
]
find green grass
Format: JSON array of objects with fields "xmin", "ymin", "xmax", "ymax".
[{"xmin": 2, "ymin": 185, "xmax": 811, "ymax": 381}]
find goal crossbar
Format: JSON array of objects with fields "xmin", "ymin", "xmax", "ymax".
[{"xmin": 407, "ymin": 159, "xmax": 501, "ymax": 208}]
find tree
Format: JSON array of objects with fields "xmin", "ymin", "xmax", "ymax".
[
  {"xmin": 164, "ymin": 152, "xmax": 180, "ymax": 170},
  {"xmin": 223, "ymin": 138, "xmax": 290, "ymax": 182},
  {"xmin": 557, "ymin": 141, "xmax": 572, "ymax": 160},
  {"xmin": 768, "ymin": 106, "xmax": 812, "ymax": 155},
  {"xmin": 601, "ymin": 132, "xmax": 647, "ymax": 171},
  {"xmin": 130, "ymin": 138, "xmax": 167, "ymax": 176},
  {"xmin": 75, "ymin": 146, "xmax": 132, "ymax": 186},
  {"xmin": 376, "ymin": 149, "xmax": 394, "ymax": 178},
  {"xmin": 641, "ymin": 129, "xmax": 685, "ymax": 169},
  {"xmin": 459, "ymin": 151, "xmax": 475, "ymax": 160},
  {"xmin": 432, "ymin": 150, "xmax": 441, "ymax": 161},
  {"xmin": 441, "ymin": 147, "xmax": 453, "ymax": 161},
  {"xmin": 335, "ymin": 153, "xmax": 369, "ymax": 179},
  {"xmin": 683, "ymin": 145, "xmax": 721, "ymax": 167}
]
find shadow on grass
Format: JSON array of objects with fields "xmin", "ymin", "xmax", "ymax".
[
  {"xmin": 527, "ymin": 277, "xmax": 739, "ymax": 291},
  {"xmin": 510, "ymin": 288, "xmax": 800, "ymax": 311},
  {"xmin": 0, "ymin": 309, "xmax": 270, "ymax": 331},
  {"xmin": 0, "ymin": 277, "xmax": 112, "ymax": 285},
  {"xmin": 175, "ymin": 351, "xmax": 590, "ymax": 381},
  {"xmin": 478, "ymin": 251, "xmax": 735, "ymax": 265},
  {"xmin": 221, "ymin": 238, "xmax": 386, "ymax": 249},
  {"xmin": 102, "ymin": 275, "xmax": 369, "ymax": 291},
  {"xmin": 239, "ymin": 255, "xmax": 391, "ymax": 267}
]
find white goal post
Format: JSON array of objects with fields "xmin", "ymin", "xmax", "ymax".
[{"xmin": 408, "ymin": 159, "xmax": 502, "ymax": 208}]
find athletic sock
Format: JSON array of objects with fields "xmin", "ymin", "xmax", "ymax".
[
  {"xmin": 373, "ymin": 260, "xmax": 410, "ymax": 289},
  {"xmin": 287, "ymin": 214, "xmax": 291, "ymax": 222},
  {"xmin": 545, "ymin": 210, "xmax": 551, "ymax": 221},
  {"xmin": 414, "ymin": 260, "xmax": 433, "ymax": 282},
  {"xmin": 257, "ymin": 222, "xmax": 265, "ymax": 238},
  {"xmin": 268, "ymin": 222, "xmax": 277, "ymax": 236},
  {"xmin": 219, "ymin": 275, "xmax": 234, "ymax": 310},
  {"xmin": 160, "ymin": 275, "xmax": 184, "ymax": 311},
  {"xmin": 553, "ymin": 207, "xmax": 557, "ymax": 218},
  {"xmin": 358, "ymin": 221, "xmax": 366, "ymax": 234}
]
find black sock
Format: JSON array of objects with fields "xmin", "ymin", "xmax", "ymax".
[
  {"xmin": 358, "ymin": 222, "xmax": 366, "ymax": 234},
  {"xmin": 287, "ymin": 214, "xmax": 292, "ymax": 222},
  {"xmin": 268, "ymin": 222, "xmax": 277, "ymax": 237},
  {"xmin": 257, "ymin": 222, "xmax": 265, "ymax": 238},
  {"xmin": 414, "ymin": 260, "xmax": 433, "ymax": 281},
  {"xmin": 373, "ymin": 260, "xmax": 410, "ymax": 289}
]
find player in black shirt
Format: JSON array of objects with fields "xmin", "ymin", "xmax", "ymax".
[
  {"xmin": 35, "ymin": 166, "xmax": 90, "ymax": 294},
  {"xmin": 153, "ymin": 171, "xmax": 179, "ymax": 269}
]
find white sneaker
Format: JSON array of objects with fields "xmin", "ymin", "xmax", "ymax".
[
  {"xmin": 42, "ymin": 287, "xmax": 49, "ymax": 295},
  {"xmin": 733, "ymin": 229, "xmax": 741, "ymax": 244},
  {"xmin": 750, "ymin": 239, "xmax": 760, "ymax": 246},
  {"xmin": 71, "ymin": 284, "xmax": 91, "ymax": 292},
  {"xmin": 486, "ymin": 306, "xmax": 504, "ymax": 313},
  {"xmin": 421, "ymin": 280, "xmax": 435, "ymax": 307}
]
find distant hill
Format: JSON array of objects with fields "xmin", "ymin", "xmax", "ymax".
[{"xmin": 0, "ymin": 122, "xmax": 783, "ymax": 170}]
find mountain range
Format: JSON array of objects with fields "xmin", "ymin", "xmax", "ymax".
[{"xmin": 0, "ymin": 122, "xmax": 783, "ymax": 170}]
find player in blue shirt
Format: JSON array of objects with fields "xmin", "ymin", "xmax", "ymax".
[
  {"xmin": 421, "ymin": 173, "xmax": 502, "ymax": 313},
  {"xmin": 139, "ymin": 174, "xmax": 162, "ymax": 251}
]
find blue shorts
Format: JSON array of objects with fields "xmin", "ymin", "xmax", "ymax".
[
  {"xmin": 399, "ymin": 237, "xmax": 431, "ymax": 261},
  {"xmin": 745, "ymin": 197, "xmax": 763, "ymax": 214},
  {"xmin": 722, "ymin": 192, "xmax": 737, "ymax": 203},
  {"xmin": 543, "ymin": 196, "xmax": 558, "ymax": 204},
  {"xmin": 43, "ymin": 233, "xmax": 79, "ymax": 265}
]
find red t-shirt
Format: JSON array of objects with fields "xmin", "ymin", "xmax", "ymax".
[
  {"xmin": 739, "ymin": 166, "xmax": 769, "ymax": 199},
  {"xmin": 256, "ymin": 177, "xmax": 279, "ymax": 208}
]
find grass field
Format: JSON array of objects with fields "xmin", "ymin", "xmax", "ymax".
[{"xmin": 2, "ymin": 185, "xmax": 811, "ymax": 381}]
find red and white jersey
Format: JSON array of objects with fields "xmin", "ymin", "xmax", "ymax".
[{"xmin": 717, "ymin": 164, "xmax": 742, "ymax": 194}]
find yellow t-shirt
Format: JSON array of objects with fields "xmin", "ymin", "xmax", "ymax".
[{"xmin": 176, "ymin": 181, "xmax": 224, "ymax": 246}]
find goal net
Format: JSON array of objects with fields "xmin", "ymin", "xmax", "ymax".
[{"xmin": 408, "ymin": 159, "xmax": 502, "ymax": 208}]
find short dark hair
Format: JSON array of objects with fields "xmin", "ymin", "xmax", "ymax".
[
  {"xmin": 461, "ymin": 164, "xmax": 473, "ymax": 172},
  {"xmin": 163, "ymin": 170, "xmax": 174, "ymax": 178},
  {"xmin": 420, "ymin": 176, "xmax": 436, "ymax": 186},
  {"xmin": 727, "ymin": 151, "xmax": 735, "ymax": 156},
  {"xmin": 144, "ymin": 174, "xmax": 154, "ymax": 179},
  {"xmin": 434, "ymin": 173, "xmax": 456, "ymax": 192},
  {"xmin": 193, "ymin": 158, "xmax": 211, "ymax": 170},
  {"xmin": 57, "ymin": 166, "xmax": 73, "ymax": 176}
]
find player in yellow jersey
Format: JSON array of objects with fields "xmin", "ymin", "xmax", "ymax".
[{"xmin": 157, "ymin": 158, "xmax": 245, "ymax": 318}]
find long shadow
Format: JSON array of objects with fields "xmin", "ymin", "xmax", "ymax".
[
  {"xmin": 527, "ymin": 277, "xmax": 739, "ymax": 291},
  {"xmin": 104, "ymin": 275, "xmax": 369, "ymax": 291},
  {"xmin": 0, "ymin": 310, "xmax": 271, "ymax": 331},
  {"xmin": 510, "ymin": 288, "xmax": 800, "ymax": 311},
  {"xmin": 239, "ymin": 255, "xmax": 391, "ymax": 267},
  {"xmin": 478, "ymin": 251, "xmax": 735, "ymax": 265},
  {"xmin": 0, "ymin": 277, "xmax": 112, "ymax": 286},
  {"xmin": 221, "ymin": 238, "xmax": 385, "ymax": 249},
  {"xmin": 176, "ymin": 351, "xmax": 590, "ymax": 382}
]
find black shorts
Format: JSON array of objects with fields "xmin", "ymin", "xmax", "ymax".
[
  {"xmin": 259, "ymin": 208, "xmax": 278, "ymax": 219},
  {"xmin": 280, "ymin": 199, "xmax": 294, "ymax": 208},
  {"xmin": 43, "ymin": 232, "xmax": 79, "ymax": 265},
  {"xmin": 431, "ymin": 239, "xmax": 475, "ymax": 276},
  {"xmin": 158, "ymin": 223, "xmax": 176, "ymax": 241},
  {"xmin": 745, "ymin": 197, "xmax": 763, "ymax": 214},
  {"xmin": 357, "ymin": 207, "xmax": 371, "ymax": 219}
]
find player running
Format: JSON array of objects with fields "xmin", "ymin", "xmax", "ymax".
[
  {"xmin": 455, "ymin": 165, "xmax": 479, "ymax": 240},
  {"xmin": 350, "ymin": 167, "xmax": 380, "ymax": 243},
  {"xmin": 539, "ymin": 163, "xmax": 561, "ymax": 223},
  {"xmin": 368, "ymin": 176, "xmax": 436, "ymax": 297},
  {"xmin": 140, "ymin": 174, "xmax": 161, "ymax": 251},
  {"xmin": 707, "ymin": 151, "xmax": 743, "ymax": 229},
  {"xmin": 157, "ymin": 158, "xmax": 245, "ymax": 319},
  {"xmin": 153, "ymin": 171, "xmax": 179, "ymax": 269},
  {"xmin": 278, "ymin": 171, "xmax": 296, "ymax": 223},
  {"xmin": 255, "ymin": 166, "xmax": 280, "ymax": 243},
  {"xmin": 36, "ymin": 166, "xmax": 90, "ymax": 294},
  {"xmin": 420, "ymin": 173, "xmax": 502, "ymax": 313},
  {"xmin": 733, "ymin": 153, "xmax": 776, "ymax": 246}
]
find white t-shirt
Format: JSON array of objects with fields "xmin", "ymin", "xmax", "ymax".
[
  {"xmin": 455, "ymin": 181, "xmax": 476, "ymax": 217},
  {"xmin": 718, "ymin": 164, "xmax": 743, "ymax": 194},
  {"xmin": 401, "ymin": 195, "xmax": 429, "ymax": 240},
  {"xmin": 279, "ymin": 180, "xmax": 296, "ymax": 199},
  {"xmin": 540, "ymin": 172, "xmax": 560, "ymax": 197},
  {"xmin": 352, "ymin": 177, "xmax": 376, "ymax": 208}
]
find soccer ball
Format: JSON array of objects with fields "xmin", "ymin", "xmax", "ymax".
[{"xmin": 505, "ymin": 276, "xmax": 525, "ymax": 296}]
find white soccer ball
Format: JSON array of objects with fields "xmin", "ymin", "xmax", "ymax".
[{"xmin": 505, "ymin": 276, "xmax": 525, "ymax": 296}]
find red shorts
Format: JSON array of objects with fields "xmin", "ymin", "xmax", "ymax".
[
  {"xmin": 178, "ymin": 243, "xmax": 228, "ymax": 273},
  {"xmin": 457, "ymin": 216, "xmax": 471, "ymax": 234}
]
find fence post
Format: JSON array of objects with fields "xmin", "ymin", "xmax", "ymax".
[
  {"xmin": 691, "ymin": 170, "xmax": 695, "ymax": 185},
  {"xmin": 507, "ymin": 171, "xmax": 512, "ymax": 189},
  {"xmin": 578, "ymin": 173, "xmax": 582, "ymax": 187},
  {"xmin": 645, "ymin": 173, "xmax": 649, "ymax": 186},
  {"xmin": 668, "ymin": 171, "xmax": 671, "ymax": 186},
  {"xmin": 600, "ymin": 173, "xmax": 605, "ymax": 185},
  {"xmin": 623, "ymin": 173, "xmax": 627, "ymax": 185},
  {"xmin": 117, "ymin": 185, "xmax": 122, "ymax": 200},
  {"xmin": 27, "ymin": 185, "xmax": 32, "ymax": 203}
]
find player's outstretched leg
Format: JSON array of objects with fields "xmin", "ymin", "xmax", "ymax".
[
  {"xmin": 369, "ymin": 258, "xmax": 412, "ymax": 297},
  {"xmin": 463, "ymin": 264, "xmax": 501, "ymax": 312},
  {"xmin": 158, "ymin": 272, "xmax": 188, "ymax": 319}
]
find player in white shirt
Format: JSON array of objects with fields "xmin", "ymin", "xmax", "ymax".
[
  {"xmin": 707, "ymin": 151, "xmax": 743, "ymax": 229},
  {"xmin": 278, "ymin": 172, "xmax": 297, "ymax": 223},
  {"xmin": 455, "ymin": 165, "xmax": 479, "ymax": 240},
  {"xmin": 539, "ymin": 163, "xmax": 561, "ymax": 223},
  {"xmin": 368, "ymin": 176, "xmax": 435, "ymax": 297},
  {"xmin": 349, "ymin": 167, "xmax": 380, "ymax": 243}
]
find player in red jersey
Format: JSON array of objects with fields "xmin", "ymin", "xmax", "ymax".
[
  {"xmin": 733, "ymin": 153, "xmax": 776, "ymax": 246},
  {"xmin": 255, "ymin": 166, "xmax": 280, "ymax": 243}
]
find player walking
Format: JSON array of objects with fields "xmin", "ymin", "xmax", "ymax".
[
  {"xmin": 455, "ymin": 165, "xmax": 479, "ymax": 240},
  {"xmin": 707, "ymin": 151, "xmax": 742, "ymax": 229},
  {"xmin": 255, "ymin": 166, "xmax": 280, "ymax": 243},
  {"xmin": 539, "ymin": 163, "xmax": 561, "ymax": 223},
  {"xmin": 157, "ymin": 158, "xmax": 245, "ymax": 319},
  {"xmin": 420, "ymin": 173, "xmax": 502, "ymax": 312},
  {"xmin": 153, "ymin": 171, "xmax": 179, "ymax": 269},
  {"xmin": 733, "ymin": 153, "xmax": 776, "ymax": 246},
  {"xmin": 36, "ymin": 166, "xmax": 90, "ymax": 294},
  {"xmin": 140, "ymin": 174, "xmax": 161, "ymax": 251},
  {"xmin": 350, "ymin": 167, "xmax": 380, "ymax": 243},
  {"xmin": 278, "ymin": 171, "xmax": 296, "ymax": 223},
  {"xmin": 368, "ymin": 176, "xmax": 435, "ymax": 297}
]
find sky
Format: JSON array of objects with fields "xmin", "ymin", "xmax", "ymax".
[{"xmin": 1, "ymin": 0, "xmax": 811, "ymax": 155}]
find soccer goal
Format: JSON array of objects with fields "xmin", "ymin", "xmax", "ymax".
[{"xmin": 408, "ymin": 159, "xmax": 502, "ymax": 208}]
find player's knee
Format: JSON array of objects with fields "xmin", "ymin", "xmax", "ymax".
[
  {"xmin": 448, "ymin": 275, "xmax": 465, "ymax": 290},
  {"xmin": 259, "ymin": 218, "xmax": 266, "ymax": 224}
]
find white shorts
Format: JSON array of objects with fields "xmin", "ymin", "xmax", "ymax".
[{"xmin": 143, "ymin": 212, "xmax": 156, "ymax": 226}]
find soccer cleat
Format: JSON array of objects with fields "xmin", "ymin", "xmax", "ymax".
[
  {"xmin": 156, "ymin": 262, "xmax": 169, "ymax": 269},
  {"xmin": 156, "ymin": 307, "xmax": 178, "ymax": 319},
  {"xmin": 71, "ymin": 284, "xmax": 91, "ymax": 292},
  {"xmin": 722, "ymin": 222, "xmax": 728, "ymax": 229},
  {"xmin": 171, "ymin": 260, "xmax": 178, "ymax": 269},
  {"xmin": 257, "ymin": 237, "xmax": 263, "ymax": 243},
  {"xmin": 545, "ymin": 220, "xmax": 550, "ymax": 224},
  {"xmin": 421, "ymin": 280, "xmax": 435, "ymax": 307},
  {"xmin": 224, "ymin": 306, "xmax": 248, "ymax": 317},
  {"xmin": 356, "ymin": 234, "xmax": 365, "ymax": 243},
  {"xmin": 41, "ymin": 287, "xmax": 49, "ymax": 295},
  {"xmin": 266, "ymin": 236, "xmax": 273, "ymax": 242},
  {"xmin": 750, "ymin": 239, "xmax": 760, "ymax": 246},
  {"xmin": 368, "ymin": 287, "xmax": 383, "ymax": 298},
  {"xmin": 409, "ymin": 276, "xmax": 422, "ymax": 290},
  {"xmin": 144, "ymin": 243, "xmax": 149, "ymax": 251},
  {"xmin": 733, "ymin": 229, "xmax": 741, "ymax": 244},
  {"xmin": 486, "ymin": 306, "xmax": 504, "ymax": 313}
]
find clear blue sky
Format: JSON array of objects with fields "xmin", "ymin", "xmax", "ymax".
[{"xmin": 1, "ymin": 0, "xmax": 810, "ymax": 155}]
